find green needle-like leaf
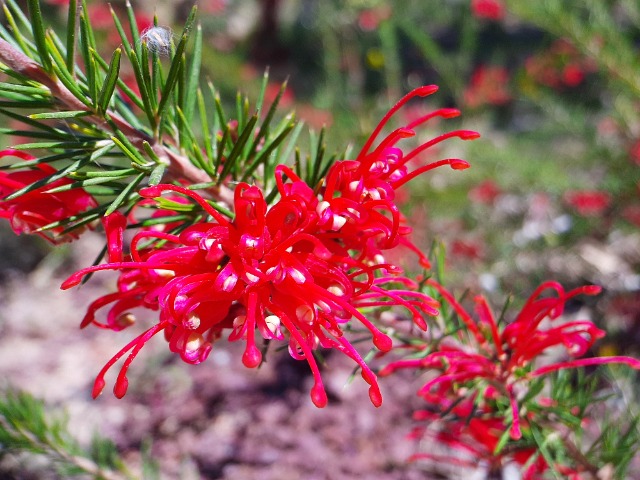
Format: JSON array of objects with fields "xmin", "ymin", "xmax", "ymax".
[
  {"xmin": 69, "ymin": 168, "xmax": 139, "ymax": 179},
  {"xmin": 29, "ymin": 110, "xmax": 90, "ymax": 119},
  {"xmin": 79, "ymin": 18, "xmax": 97, "ymax": 105},
  {"xmin": 255, "ymin": 70, "xmax": 269, "ymax": 117},
  {"xmin": 279, "ymin": 120, "xmax": 304, "ymax": 170},
  {"xmin": 140, "ymin": 141, "xmax": 162, "ymax": 165},
  {"xmin": 111, "ymin": 133, "xmax": 148, "ymax": 167},
  {"xmin": 0, "ymin": 109, "xmax": 68, "ymax": 138},
  {"xmin": 46, "ymin": 34, "xmax": 91, "ymax": 107},
  {"xmin": 90, "ymin": 48, "xmax": 144, "ymax": 111},
  {"xmin": 88, "ymin": 141, "xmax": 116, "ymax": 163},
  {"xmin": 248, "ymin": 80, "xmax": 288, "ymax": 156},
  {"xmin": 0, "ymin": 83, "xmax": 47, "ymax": 96},
  {"xmin": 79, "ymin": 0, "xmax": 96, "ymax": 51},
  {"xmin": 156, "ymin": 5, "xmax": 196, "ymax": 120},
  {"xmin": 128, "ymin": 49, "xmax": 156, "ymax": 129},
  {"xmin": 125, "ymin": 0, "xmax": 143, "ymax": 58},
  {"xmin": 140, "ymin": 42, "xmax": 155, "ymax": 108},
  {"xmin": 65, "ymin": 0, "xmax": 78, "ymax": 73},
  {"xmin": 5, "ymin": 0, "xmax": 32, "ymax": 32},
  {"xmin": 105, "ymin": 172, "xmax": 145, "ymax": 215},
  {"xmin": 213, "ymin": 90, "xmax": 226, "ymax": 132},
  {"xmin": 4, "ymin": 158, "xmax": 87, "ymax": 201},
  {"xmin": 110, "ymin": 5, "xmax": 133, "ymax": 57},
  {"xmin": 156, "ymin": 38, "xmax": 187, "ymax": 120},
  {"xmin": 183, "ymin": 23, "xmax": 202, "ymax": 123},
  {"xmin": 215, "ymin": 124, "xmax": 230, "ymax": 175},
  {"xmin": 98, "ymin": 48, "xmax": 122, "ymax": 114},
  {"xmin": 197, "ymin": 88, "xmax": 213, "ymax": 161},
  {"xmin": 45, "ymin": 174, "xmax": 136, "ymax": 193},
  {"xmin": 217, "ymin": 113, "xmax": 258, "ymax": 184},
  {"xmin": 151, "ymin": 49, "xmax": 163, "ymax": 107},
  {"xmin": 26, "ymin": 0, "xmax": 52, "ymax": 73},
  {"xmin": 241, "ymin": 118, "xmax": 295, "ymax": 182},
  {"xmin": 175, "ymin": 107, "xmax": 208, "ymax": 171},
  {"xmin": 2, "ymin": 5, "xmax": 30, "ymax": 55},
  {"xmin": 148, "ymin": 163, "xmax": 166, "ymax": 186},
  {"xmin": 0, "ymin": 128, "xmax": 67, "ymax": 140},
  {"xmin": 11, "ymin": 141, "xmax": 94, "ymax": 150},
  {"xmin": 310, "ymin": 127, "xmax": 326, "ymax": 186},
  {"xmin": 109, "ymin": 6, "xmax": 155, "ymax": 128}
]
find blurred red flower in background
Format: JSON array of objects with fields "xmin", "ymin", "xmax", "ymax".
[
  {"xmin": 464, "ymin": 65, "xmax": 512, "ymax": 108},
  {"xmin": 563, "ymin": 190, "xmax": 611, "ymax": 217},
  {"xmin": 525, "ymin": 39, "xmax": 597, "ymax": 90},
  {"xmin": 471, "ymin": 0, "xmax": 505, "ymax": 21},
  {"xmin": 469, "ymin": 179, "xmax": 502, "ymax": 205}
]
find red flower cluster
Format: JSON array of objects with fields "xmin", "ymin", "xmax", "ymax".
[
  {"xmin": 380, "ymin": 281, "xmax": 640, "ymax": 441},
  {"xmin": 62, "ymin": 86, "xmax": 478, "ymax": 407},
  {"xmin": 468, "ymin": 179, "xmax": 502, "ymax": 205},
  {"xmin": 525, "ymin": 39, "xmax": 596, "ymax": 90},
  {"xmin": 0, "ymin": 149, "xmax": 98, "ymax": 243},
  {"xmin": 409, "ymin": 406, "xmax": 548, "ymax": 479},
  {"xmin": 563, "ymin": 189, "xmax": 611, "ymax": 217},
  {"xmin": 464, "ymin": 65, "xmax": 512, "ymax": 108}
]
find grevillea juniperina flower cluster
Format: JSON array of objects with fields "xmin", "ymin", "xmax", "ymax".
[{"xmin": 58, "ymin": 86, "xmax": 479, "ymax": 407}]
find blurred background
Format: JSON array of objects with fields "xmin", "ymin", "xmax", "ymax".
[{"xmin": 1, "ymin": 0, "xmax": 639, "ymax": 478}]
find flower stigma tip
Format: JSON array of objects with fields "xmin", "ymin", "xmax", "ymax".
[
  {"xmin": 373, "ymin": 332, "xmax": 393, "ymax": 352},
  {"xmin": 92, "ymin": 378, "xmax": 106, "ymax": 399},
  {"xmin": 369, "ymin": 385, "xmax": 383, "ymax": 407},
  {"xmin": 311, "ymin": 383, "xmax": 328, "ymax": 408},
  {"xmin": 114, "ymin": 377, "xmax": 129, "ymax": 399},
  {"xmin": 242, "ymin": 344, "xmax": 262, "ymax": 368}
]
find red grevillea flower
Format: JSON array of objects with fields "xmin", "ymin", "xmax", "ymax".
[
  {"xmin": 319, "ymin": 85, "xmax": 477, "ymax": 267},
  {"xmin": 380, "ymin": 281, "xmax": 640, "ymax": 440},
  {"xmin": 63, "ymin": 181, "xmax": 438, "ymax": 407},
  {"xmin": 62, "ymin": 85, "xmax": 474, "ymax": 408},
  {"xmin": 0, "ymin": 149, "xmax": 98, "ymax": 243},
  {"xmin": 409, "ymin": 407, "xmax": 548, "ymax": 479}
]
